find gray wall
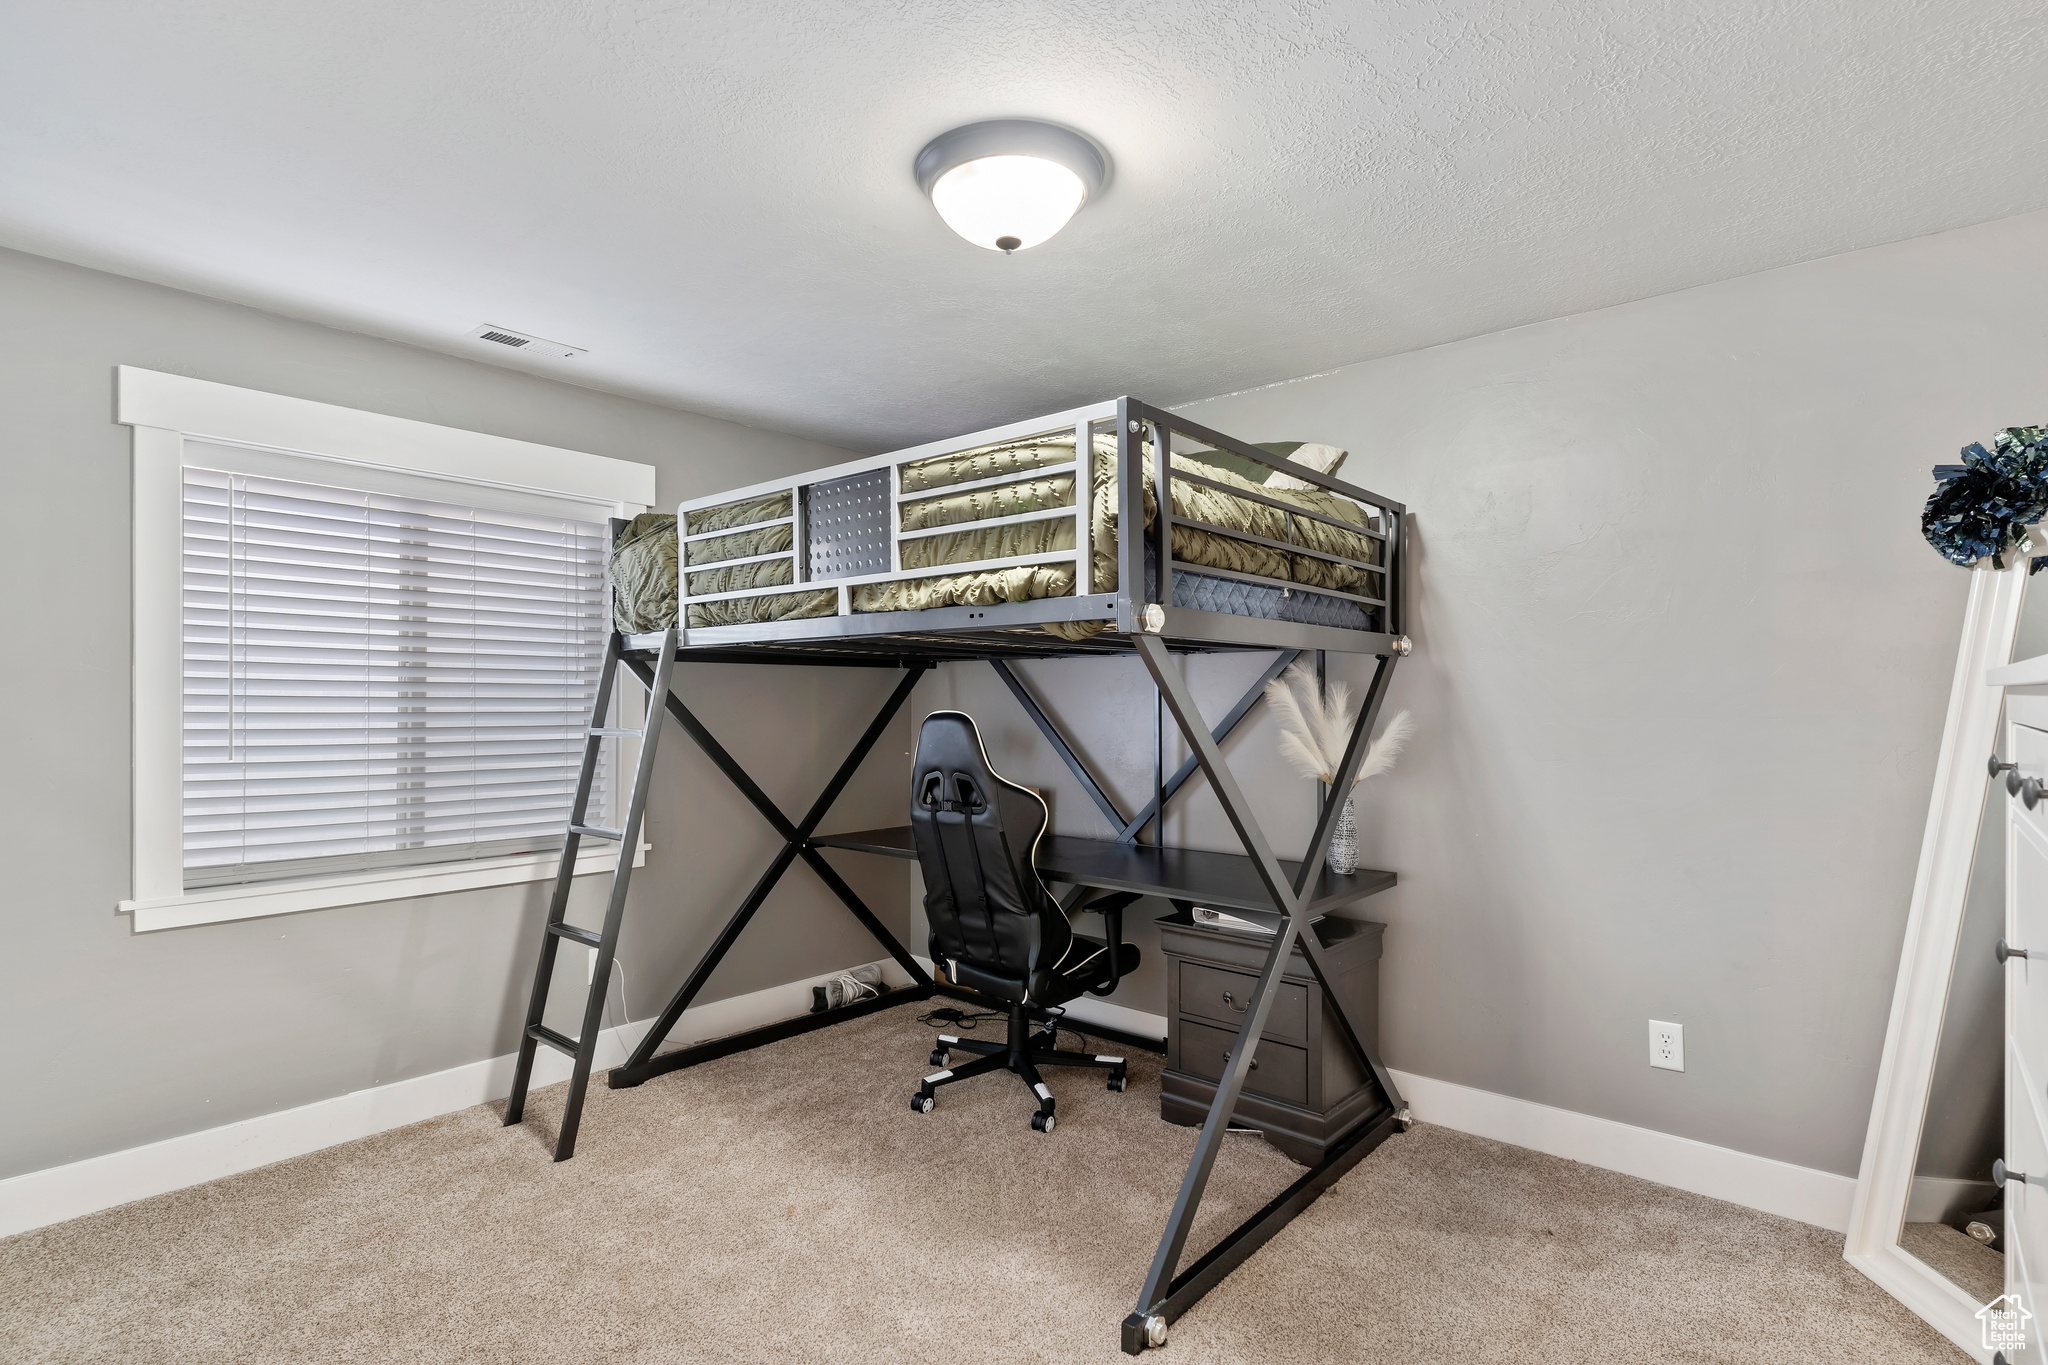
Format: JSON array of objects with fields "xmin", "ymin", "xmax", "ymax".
[
  {"xmin": 0, "ymin": 248, "xmax": 910, "ymax": 1181},
  {"xmin": 12, "ymin": 203, "xmax": 2048, "ymax": 1187},
  {"xmin": 918, "ymin": 209, "xmax": 2048, "ymax": 1178}
]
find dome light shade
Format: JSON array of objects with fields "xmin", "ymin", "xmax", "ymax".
[
  {"xmin": 915, "ymin": 120, "xmax": 1106, "ymax": 253},
  {"xmin": 930, "ymin": 156, "xmax": 1086, "ymax": 252}
]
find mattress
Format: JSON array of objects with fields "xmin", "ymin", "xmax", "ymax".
[{"xmin": 613, "ymin": 433, "xmax": 1384, "ymax": 637}]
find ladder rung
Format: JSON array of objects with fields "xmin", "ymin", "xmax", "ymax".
[
  {"xmin": 547, "ymin": 921, "xmax": 602, "ymax": 949},
  {"xmin": 569, "ymin": 824, "xmax": 625, "ymax": 841},
  {"xmin": 588, "ymin": 728, "xmax": 641, "ymax": 738},
  {"xmin": 528, "ymin": 1023, "xmax": 580, "ymax": 1056}
]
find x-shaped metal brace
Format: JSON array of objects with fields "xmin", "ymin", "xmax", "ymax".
[
  {"xmin": 989, "ymin": 649, "xmax": 1303, "ymax": 845},
  {"xmin": 598, "ymin": 637, "xmax": 1404, "ymax": 1352},
  {"xmin": 987, "ymin": 643, "xmax": 1408, "ymax": 1351},
  {"xmin": 1120, "ymin": 634, "xmax": 1406, "ymax": 1352},
  {"xmin": 607, "ymin": 657, "xmax": 934, "ymax": 1090}
]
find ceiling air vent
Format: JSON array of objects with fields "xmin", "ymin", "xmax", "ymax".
[{"xmin": 467, "ymin": 325, "xmax": 587, "ymax": 359}]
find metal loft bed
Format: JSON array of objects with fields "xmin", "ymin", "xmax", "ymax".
[{"xmin": 502, "ymin": 397, "xmax": 1412, "ymax": 1355}]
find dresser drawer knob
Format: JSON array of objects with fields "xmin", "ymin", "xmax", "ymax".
[
  {"xmin": 1995, "ymin": 1157, "xmax": 2029, "ymax": 1188},
  {"xmin": 1999, "ymin": 939, "xmax": 2030, "ymax": 965},
  {"xmin": 2024, "ymin": 777, "xmax": 2048, "ymax": 810},
  {"xmin": 1993, "ymin": 753, "xmax": 2019, "ymax": 779}
]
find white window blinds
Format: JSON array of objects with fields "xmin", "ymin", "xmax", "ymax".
[{"xmin": 182, "ymin": 460, "xmax": 611, "ymax": 889}]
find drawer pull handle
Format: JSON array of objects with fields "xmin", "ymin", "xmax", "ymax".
[
  {"xmin": 1993, "ymin": 753, "xmax": 2020, "ymax": 779},
  {"xmin": 1995, "ymin": 1157, "xmax": 2029, "ymax": 1188},
  {"xmin": 2024, "ymin": 777, "xmax": 2048, "ymax": 810},
  {"xmin": 1999, "ymin": 939, "xmax": 2029, "ymax": 965},
  {"xmin": 1221, "ymin": 991, "xmax": 1248, "ymax": 1013}
]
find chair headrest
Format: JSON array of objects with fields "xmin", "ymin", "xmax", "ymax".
[{"xmin": 913, "ymin": 712, "xmax": 999, "ymax": 807}]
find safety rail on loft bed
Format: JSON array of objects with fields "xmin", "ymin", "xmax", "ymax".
[{"xmin": 666, "ymin": 396, "xmax": 1405, "ymax": 661}]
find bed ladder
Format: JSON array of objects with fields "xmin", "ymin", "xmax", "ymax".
[{"xmin": 503, "ymin": 626, "xmax": 677, "ymax": 1161}]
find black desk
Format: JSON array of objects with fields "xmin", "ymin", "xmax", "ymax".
[{"xmin": 811, "ymin": 825, "xmax": 1396, "ymax": 919}]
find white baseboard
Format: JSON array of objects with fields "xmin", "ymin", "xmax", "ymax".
[
  {"xmin": 1387, "ymin": 1070, "xmax": 1858, "ymax": 1232},
  {"xmin": 979, "ymin": 989, "xmax": 1856, "ymax": 1233},
  {"xmin": 5, "ymin": 971, "xmax": 1860, "ymax": 1242},
  {"xmin": 0, "ymin": 958, "xmax": 914, "ymax": 1240}
]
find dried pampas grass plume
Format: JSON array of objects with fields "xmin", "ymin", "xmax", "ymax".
[
  {"xmin": 1355, "ymin": 708, "xmax": 1414, "ymax": 783},
  {"xmin": 1262, "ymin": 662, "xmax": 1412, "ymax": 788}
]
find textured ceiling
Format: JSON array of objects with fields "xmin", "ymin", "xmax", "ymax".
[{"xmin": 3, "ymin": 1, "xmax": 2045, "ymax": 452}]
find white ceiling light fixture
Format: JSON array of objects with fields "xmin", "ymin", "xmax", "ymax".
[{"xmin": 915, "ymin": 120, "xmax": 1107, "ymax": 254}]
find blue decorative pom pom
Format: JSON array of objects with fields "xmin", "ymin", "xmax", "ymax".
[{"xmin": 1922, "ymin": 427, "xmax": 2048, "ymax": 567}]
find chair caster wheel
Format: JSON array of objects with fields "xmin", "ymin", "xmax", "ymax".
[
  {"xmin": 929, "ymin": 1049, "xmax": 949, "ymax": 1066},
  {"xmin": 911, "ymin": 1093, "xmax": 934, "ymax": 1114},
  {"xmin": 1031, "ymin": 1111, "xmax": 1056, "ymax": 1133},
  {"xmin": 1107, "ymin": 1071, "xmax": 1127, "ymax": 1093}
]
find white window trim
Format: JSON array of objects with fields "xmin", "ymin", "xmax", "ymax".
[{"xmin": 118, "ymin": 367, "xmax": 656, "ymax": 933}]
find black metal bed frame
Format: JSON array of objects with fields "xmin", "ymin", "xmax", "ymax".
[{"xmin": 504, "ymin": 398, "xmax": 1410, "ymax": 1353}]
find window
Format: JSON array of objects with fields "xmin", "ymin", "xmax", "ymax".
[
  {"xmin": 181, "ymin": 459, "xmax": 609, "ymax": 889},
  {"xmin": 120, "ymin": 368, "xmax": 657, "ymax": 930}
]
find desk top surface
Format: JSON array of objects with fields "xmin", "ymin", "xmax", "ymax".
[{"xmin": 811, "ymin": 825, "xmax": 1395, "ymax": 917}]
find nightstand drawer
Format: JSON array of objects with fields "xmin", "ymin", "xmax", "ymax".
[
  {"xmin": 1178, "ymin": 960, "xmax": 1310, "ymax": 1044},
  {"xmin": 1178, "ymin": 1018, "xmax": 1309, "ymax": 1106}
]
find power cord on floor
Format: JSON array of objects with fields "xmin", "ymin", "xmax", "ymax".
[
  {"xmin": 917, "ymin": 1005, "xmax": 1001, "ymax": 1031},
  {"xmin": 602, "ymin": 955, "xmax": 632, "ymax": 1043}
]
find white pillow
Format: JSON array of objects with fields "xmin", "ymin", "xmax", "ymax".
[{"xmin": 1264, "ymin": 442, "xmax": 1348, "ymax": 492}]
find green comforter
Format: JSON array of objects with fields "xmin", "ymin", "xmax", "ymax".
[{"xmin": 612, "ymin": 434, "xmax": 1381, "ymax": 637}]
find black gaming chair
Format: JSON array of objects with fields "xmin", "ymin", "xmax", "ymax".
[{"xmin": 908, "ymin": 711, "xmax": 1139, "ymax": 1133}]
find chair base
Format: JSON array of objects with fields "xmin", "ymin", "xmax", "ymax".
[{"xmin": 912, "ymin": 1003, "xmax": 1128, "ymax": 1132}]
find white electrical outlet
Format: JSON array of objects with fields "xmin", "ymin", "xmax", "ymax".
[{"xmin": 1649, "ymin": 1020, "xmax": 1684, "ymax": 1072}]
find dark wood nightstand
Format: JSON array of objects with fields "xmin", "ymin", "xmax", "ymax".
[{"xmin": 1157, "ymin": 908, "xmax": 1386, "ymax": 1165}]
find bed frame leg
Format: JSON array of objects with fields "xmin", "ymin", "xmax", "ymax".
[{"xmin": 1123, "ymin": 634, "xmax": 1404, "ymax": 1344}]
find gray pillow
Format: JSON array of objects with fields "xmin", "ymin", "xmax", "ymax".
[
  {"xmin": 1180, "ymin": 441, "xmax": 1306, "ymax": 485},
  {"xmin": 1265, "ymin": 442, "xmax": 1349, "ymax": 491}
]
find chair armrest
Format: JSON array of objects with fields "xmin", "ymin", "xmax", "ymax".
[{"xmin": 1082, "ymin": 891, "xmax": 1141, "ymax": 996}]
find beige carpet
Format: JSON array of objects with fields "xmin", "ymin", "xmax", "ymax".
[{"xmin": 0, "ymin": 1003, "xmax": 1964, "ymax": 1363}]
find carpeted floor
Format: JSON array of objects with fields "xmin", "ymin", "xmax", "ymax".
[{"xmin": 0, "ymin": 1003, "xmax": 1966, "ymax": 1363}]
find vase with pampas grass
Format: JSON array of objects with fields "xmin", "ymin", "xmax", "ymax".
[{"xmin": 1264, "ymin": 663, "xmax": 1413, "ymax": 876}]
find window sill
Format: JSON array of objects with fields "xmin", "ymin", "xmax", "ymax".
[{"xmin": 118, "ymin": 843, "xmax": 650, "ymax": 932}]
